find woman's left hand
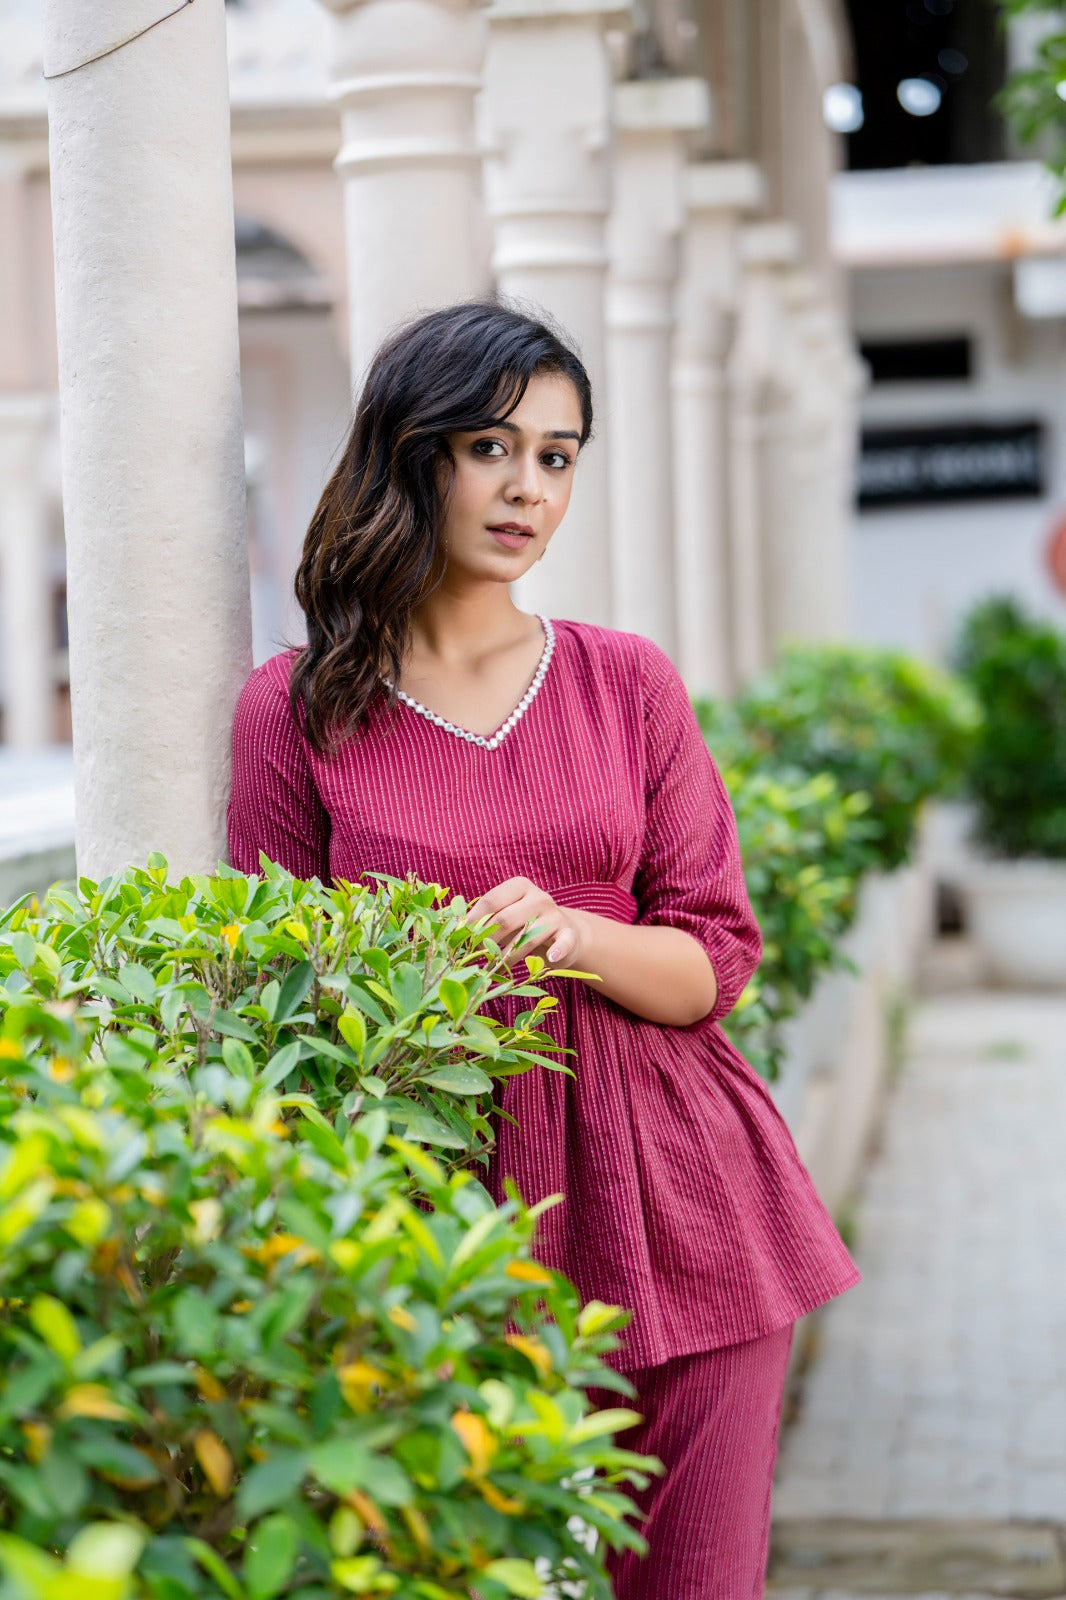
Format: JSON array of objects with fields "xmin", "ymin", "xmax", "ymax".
[{"xmin": 465, "ymin": 876, "xmax": 583, "ymax": 968}]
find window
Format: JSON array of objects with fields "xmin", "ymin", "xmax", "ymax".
[{"xmin": 843, "ymin": 0, "xmax": 1005, "ymax": 169}]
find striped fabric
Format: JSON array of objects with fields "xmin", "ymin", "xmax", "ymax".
[
  {"xmin": 228, "ymin": 620, "xmax": 860, "ymax": 1370},
  {"xmin": 601, "ymin": 1327, "xmax": 793, "ymax": 1600}
]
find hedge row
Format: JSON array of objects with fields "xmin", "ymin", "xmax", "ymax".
[{"xmin": 695, "ymin": 644, "xmax": 979, "ymax": 1078}]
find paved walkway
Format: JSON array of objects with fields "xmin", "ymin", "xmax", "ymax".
[{"xmin": 768, "ymin": 992, "xmax": 1066, "ymax": 1598}]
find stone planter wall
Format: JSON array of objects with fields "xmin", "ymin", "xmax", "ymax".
[{"xmin": 772, "ymin": 857, "xmax": 934, "ymax": 1218}]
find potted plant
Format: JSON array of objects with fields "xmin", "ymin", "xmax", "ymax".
[{"xmin": 954, "ymin": 597, "xmax": 1066, "ymax": 986}]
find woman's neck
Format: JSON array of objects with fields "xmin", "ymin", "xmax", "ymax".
[{"xmin": 410, "ymin": 584, "xmax": 534, "ymax": 668}]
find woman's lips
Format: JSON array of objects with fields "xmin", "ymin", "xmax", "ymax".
[{"xmin": 487, "ymin": 525, "xmax": 534, "ymax": 550}]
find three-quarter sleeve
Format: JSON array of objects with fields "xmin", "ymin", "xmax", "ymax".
[
  {"xmin": 227, "ymin": 659, "xmax": 331, "ymax": 882},
  {"xmin": 632, "ymin": 641, "xmax": 762, "ymax": 1022}
]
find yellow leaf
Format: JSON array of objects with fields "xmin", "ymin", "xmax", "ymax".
[
  {"xmin": 504, "ymin": 1261, "xmax": 554, "ymax": 1287},
  {"xmin": 194, "ymin": 1429, "xmax": 234, "ymax": 1495},
  {"xmin": 65, "ymin": 1198, "xmax": 111, "ymax": 1248},
  {"xmin": 504, "ymin": 1334, "xmax": 553, "ymax": 1380},
  {"xmin": 387, "ymin": 1305, "xmax": 416, "ymax": 1332},
  {"xmin": 253, "ymin": 1232, "xmax": 318, "ymax": 1266},
  {"xmin": 344, "ymin": 1490, "xmax": 386, "ymax": 1535},
  {"xmin": 58, "ymin": 1384, "xmax": 132, "ymax": 1422},
  {"xmin": 20, "ymin": 1421, "xmax": 51, "ymax": 1463},
  {"xmin": 283, "ymin": 921, "xmax": 309, "ymax": 945},
  {"xmin": 400, "ymin": 1505, "xmax": 432, "ymax": 1553},
  {"xmin": 338, "ymin": 1361, "xmax": 389, "ymax": 1412},
  {"xmin": 195, "ymin": 1368, "xmax": 226, "ymax": 1402},
  {"xmin": 188, "ymin": 1199, "xmax": 223, "ymax": 1244},
  {"xmin": 329, "ymin": 1240, "xmax": 361, "ymax": 1272},
  {"xmin": 451, "ymin": 1410, "xmax": 497, "ymax": 1478},
  {"xmin": 478, "ymin": 1479, "xmax": 525, "ymax": 1516}
]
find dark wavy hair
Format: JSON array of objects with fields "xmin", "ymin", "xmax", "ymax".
[{"xmin": 290, "ymin": 299, "xmax": 593, "ymax": 753}]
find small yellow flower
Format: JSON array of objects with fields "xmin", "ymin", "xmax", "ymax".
[{"xmin": 220, "ymin": 924, "xmax": 241, "ymax": 953}]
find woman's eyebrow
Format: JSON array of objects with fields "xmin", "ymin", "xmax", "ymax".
[{"xmin": 492, "ymin": 421, "xmax": 581, "ymax": 442}]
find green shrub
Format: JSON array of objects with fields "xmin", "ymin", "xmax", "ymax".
[
  {"xmin": 718, "ymin": 767, "xmax": 874, "ymax": 1081},
  {"xmin": 954, "ymin": 596, "xmax": 1066, "ymax": 859},
  {"xmin": 0, "ymin": 867, "xmax": 653, "ymax": 1600},
  {"xmin": 696, "ymin": 644, "xmax": 978, "ymax": 1076},
  {"xmin": 3, "ymin": 859, "xmax": 570, "ymax": 1172},
  {"xmin": 732, "ymin": 645, "xmax": 979, "ymax": 871}
]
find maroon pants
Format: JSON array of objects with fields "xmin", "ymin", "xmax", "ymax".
[{"xmin": 605, "ymin": 1325, "xmax": 793, "ymax": 1600}]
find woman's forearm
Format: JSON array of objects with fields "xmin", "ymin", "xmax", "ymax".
[{"xmin": 566, "ymin": 909, "xmax": 718, "ymax": 1027}]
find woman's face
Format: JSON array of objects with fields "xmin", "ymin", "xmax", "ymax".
[{"xmin": 440, "ymin": 371, "xmax": 584, "ymax": 585}]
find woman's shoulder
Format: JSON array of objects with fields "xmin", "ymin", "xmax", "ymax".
[
  {"xmin": 549, "ymin": 618, "xmax": 681, "ymax": 699},
  {"xmin": 233, "ymin": 649, "xmax": 304, "ymax": 724}
]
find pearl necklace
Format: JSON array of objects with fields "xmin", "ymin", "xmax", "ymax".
[{"xmin": 384, "ymin": 615, "xmax": 555, "ymax": 752}]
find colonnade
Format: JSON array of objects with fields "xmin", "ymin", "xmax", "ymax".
[{"xmin": 24, "ymin": 0, "xmax": 862, "ymax": 874}]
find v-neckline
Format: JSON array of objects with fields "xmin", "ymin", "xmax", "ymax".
[{"xmin": 384, "ymin": 615, "xmax": 556, "ymax": 752}]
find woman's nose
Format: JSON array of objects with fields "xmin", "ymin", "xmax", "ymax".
[{"xmin": 506, "ymin": 452, "xmax": 543, "ymax": 504}]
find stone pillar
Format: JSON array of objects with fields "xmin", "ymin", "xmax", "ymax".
[
  {"xmin": 726, "ymin": 220, "xmax": 799, "ymax": 682},
  {"xmin": 320, "ymin": 0, "xmax": 490, "ymax": 387},
  {"xmin": 480, "ymin": 0, "xmax": 630, "ymax": 626},
  {"xmin": 0, "ymin": 396, "xmax": 55, "ymax": 748},
  {"xmin": 606, "ymin": 76, "xmax": 709, "ymax": 657},
  {"xmin": 43, "ymin": 0, "xmax": 252, "ymax": 879},
  {"xmin": 672, "ymin": 160, "xmax": 763, "ymax": 698},
  {"xmin": 760, "ymin": 273, "xmax": 861, "ymax": 650}
]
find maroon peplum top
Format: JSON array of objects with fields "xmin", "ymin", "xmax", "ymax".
[{"xmin": 227, "ymin": 619, "xmax": 859, "ymax": 1370}]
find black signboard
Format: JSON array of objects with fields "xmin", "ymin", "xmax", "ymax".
[{"xmin": 858, "ymin": 420, "xmax": 1044, "ymax": 510}]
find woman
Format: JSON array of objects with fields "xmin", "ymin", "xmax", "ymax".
[{"xmin": 227, "ymin": 300, "xmax": 859, "ymax": 1599}]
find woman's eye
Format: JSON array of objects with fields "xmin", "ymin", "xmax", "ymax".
[
  {"xmin": 543, "ymin": 450, "xmax": 573, "ymax": 471},
  {"xmin": 472, "ymin": 438, "xmax": 505, "ymax": 458}
]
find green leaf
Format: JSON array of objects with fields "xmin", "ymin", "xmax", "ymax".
[
  {"xmin": 29, "ymin": 1294, "xmax": 81, "ymax": 1362},
  {"xmin": 437, "ymin": 977, "xmax": 468, "ymax": 1021},
  {"xmin": 337, "ymin": 1010, "xmax": 367, "ymax": 1057},
  {"xmin": 310, "ymin": 1441, "xmax": 411, "ymax": 1505},
  {"xmin": 261, "ymin": 1040, "xmax": 300, "ymax": 1089},
  {"xmin": 118, "ymin": 962, "xmax": 156, "ymax": 1003},
  {"xmin": 185, "ymin": 1538, "xmax": 248, "ymax": 1600},
  {"xmin": 275, "ymin": 962, "xmax": 315, "ymax": 1023},
  {"xmin": 236, "ymin": 1451, "xmax": 309, "ymax": 1520},
  {"xmin": 480, "ymin": 1558, "xmax": 543, "ymax": 1597},
  {"xmin": 67, "ymin": 1522, "xmax": 147, "ymax": 1579},
  {"xmin": 567, "ymin": 1407, "xmax": 642, "ymax": 1443},
  {"xmin": 243, "ymin": 1512, "xmax": 298, "ymax": 1600},
  {"xmin": 422, "ymin": 1063, "xmax": 492, "ymax": 1095}
]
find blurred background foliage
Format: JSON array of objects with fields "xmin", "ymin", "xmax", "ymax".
[
  {"xmin": 696, "ymin": 646, "xmax": 980, "ymax": 1079},
  {"xmin": 953, "ymin": 595, "xmax": 1066, "ymax": 859}
]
